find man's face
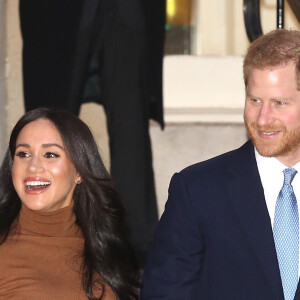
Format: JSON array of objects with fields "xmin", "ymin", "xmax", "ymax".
[{"xmin": 244, "ymin": 62, "xmax": 300, "ymax": 166}]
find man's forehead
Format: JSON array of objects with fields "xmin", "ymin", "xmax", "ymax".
[{"xmin": 249, "ymin": 61, "xmax": 296, "ymax": 74}]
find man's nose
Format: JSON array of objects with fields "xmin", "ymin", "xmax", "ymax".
[{"xmin": 257, "ymin": 104, "xmax": 273, "ymax": 127}]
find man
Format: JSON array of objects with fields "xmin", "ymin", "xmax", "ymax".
[{"xmin": 141, "ymin": 29, "xmax": 300, "ymax": 299}]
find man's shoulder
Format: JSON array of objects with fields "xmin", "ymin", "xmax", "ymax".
[
  {"xmin": 179, "ymin": 140, "xmax": 254, "ymax": 179},
  {"xmin": 166, "ymin": 140, "xmax": 256, "ymax": 207}
]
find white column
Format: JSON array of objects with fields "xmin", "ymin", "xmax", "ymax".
[
  {"xmin": 195, "ymin": 0, "xmax": 229, "ymax": 55},
  {"xmin": 0, "ymin": 0, "xmax": 7, "ymax": 161},
  {"xmin": 6, "ymin": 0, "xmax": 25, "ymax": 139}
]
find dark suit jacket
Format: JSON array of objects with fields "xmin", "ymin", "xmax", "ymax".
[{"xmin": 141, "ymin": 140, "xmax": 300, "ymax": 299}]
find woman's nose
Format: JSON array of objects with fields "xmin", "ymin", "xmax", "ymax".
[{"xmin": 28, "ymin": 157, "xmax": 45, "ymax": 173}]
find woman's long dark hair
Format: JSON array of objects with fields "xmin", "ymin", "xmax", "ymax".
[{"xmin": 0, "ymin": 107, "xmax": 139, "ymax": 299}]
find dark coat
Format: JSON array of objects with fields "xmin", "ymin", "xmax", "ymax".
[
  {"xmin": 141, "ymin": 140, "xmax": 300, "ymax": 299},
  {"xmin": 19, "ymin": 0, "xmax": 165, "ymax": 265},
  {"xmin": 20, "ymin": 0, "xmax": 164, "ymax": 128}
]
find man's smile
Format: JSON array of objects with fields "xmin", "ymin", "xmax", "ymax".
[{"xmin": 257, "ymin": 130, "xmax": 280, "ymax": 139}]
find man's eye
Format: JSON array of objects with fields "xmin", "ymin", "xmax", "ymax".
[
  {"xmin": 276, "ymin": 101, "xmax": 285, "ymax": 106},
  {"xmin": 15, "ymin": 151, "xmax": 30, "ymax": 158},
  {"xmin": 44, "ymin": 152, "xmax": 60, "ymax": 158},
  {"xmin": 251, "ymin": 98, "xmax": 261, "ymax": 103}
]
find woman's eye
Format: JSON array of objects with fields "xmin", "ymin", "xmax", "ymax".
[
  {"xmin": 15, "ymin": 151, "xmax": 30, "ymax": 158},
  {"xmin": 44, "ymin": 152, "xmax": 60, "ymax": 158}
]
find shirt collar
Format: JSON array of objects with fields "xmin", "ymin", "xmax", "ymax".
[{"xmin": 255, "ymin": 148, "xmax": 300, "ymax": 173}]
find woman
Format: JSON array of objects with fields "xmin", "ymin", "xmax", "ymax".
[{"xmin": 0, "ymin": 107, "xmax": 138, "ymax": 299}]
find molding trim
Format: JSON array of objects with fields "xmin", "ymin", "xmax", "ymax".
[{"xmin": 164, "ymin": 107, "xmax": 244, "ymax": 123}]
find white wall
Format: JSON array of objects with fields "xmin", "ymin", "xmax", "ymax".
[
  {"xmin": 165, "ymin": 0, "xmax": 300, "ymax": 124},
  {"xmin": 6, "ymin": 0, "xmax": 25, "ymax": 139},
  {"xmin": 194, "ymin": 0, "xmax": 300, "ymax": 56},
  {"xmin": 163, "ymin": 55, "xmax": 245, "ymax": 123},
  {"xmin": 0, "ymin": 0, "xmax": 7, "ymax": 161}
]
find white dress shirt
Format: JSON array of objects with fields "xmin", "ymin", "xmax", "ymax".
[{"xmin": 255, "ymin": 148, "xmax": 300, "ymax": 277}]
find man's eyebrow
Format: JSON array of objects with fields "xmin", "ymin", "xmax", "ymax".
[
  {"xmin": 246, "ymin": 92, "xmax": 291, "ymax": 102},
  {"xmin": 270, "ymin": 96, "xmax": 292, "ymax": 102},
  {"xmin": 15, "ymin": 143, "xmax": 64, "ymax": 150},
  {"xmin": 246, "ymin": 93, "xmax": 258, "ymax": 98}
]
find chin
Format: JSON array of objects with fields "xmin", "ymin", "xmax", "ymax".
[
  {"xmin": 21, "ymin": 200, "xmax": 46, "ymax": 212},
  {"xmin": 253, "ymin": 137, "xmax": 299, "ymax": 159},
  {"xmin": 251, "ymin": 137, "xmax": 283, "ymax": 158},
  {"xmin": 255, "ymin": 147, "xmax": 276, "ymax": 158}
]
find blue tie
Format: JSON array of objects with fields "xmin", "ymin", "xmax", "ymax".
[{"xmin": 273, "ymin": 168, "xmax": 299, "ymax": 300}]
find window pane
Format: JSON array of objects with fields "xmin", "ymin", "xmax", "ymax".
[{"xmin": 165, "ymin": 0, "xmax": 194, "ymax": 55}]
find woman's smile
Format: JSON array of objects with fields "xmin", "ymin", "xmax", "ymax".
[{"xmin": 24, "ymin": 177, "xmax": 51, "ymax": 193}]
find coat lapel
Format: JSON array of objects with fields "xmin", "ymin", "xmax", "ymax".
[
  {"xmin": 226, "ymin": 141, "xmax": 284, "ymax": 299},
  {"xmin": 295, "ymin": 282, "xmax": 300, "ymax": 299}
]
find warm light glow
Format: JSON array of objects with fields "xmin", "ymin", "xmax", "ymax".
[
  {"xmin": 167, "ymin": 0, "xmax": 176, "ymax": 19},
  {"xmin": 166, "ymin": 0, "xmax": 192, "ymax": 26}
]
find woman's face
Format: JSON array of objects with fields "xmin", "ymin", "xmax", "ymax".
[{"xmin": 12, "ymin": 118, "xmax": 81, "ymax": 212}]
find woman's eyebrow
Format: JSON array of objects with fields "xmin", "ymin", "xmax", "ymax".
[
  {"xmin": 41, "ymin": 143, "xmax": 64, "ymax": 150},
  {"xmin": 15, "ymin": 143, "xmax": 64, "ymax": 150},
  {"xmin": 15, "ymin": 143, "xmax": 30, "ymax": 149}
]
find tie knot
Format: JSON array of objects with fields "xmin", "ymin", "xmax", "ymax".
[{"xmin": 283, "ymin": 168, "xmax": 297, "ymax": 186}]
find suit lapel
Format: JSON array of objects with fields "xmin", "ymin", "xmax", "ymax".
[
  {"xmin": 226, "ymin": 141, "xmax": 284, "ymax": 299},
  {"xmin": 295, "ymin": 282, "xmax": 300, "ymax": 299}
]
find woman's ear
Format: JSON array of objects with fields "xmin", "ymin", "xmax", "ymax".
[{"xmin": 75, "ymin": 174, "xmax": 82, "ymax": 185}]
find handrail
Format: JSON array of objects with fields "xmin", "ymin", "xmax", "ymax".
[
  {"xmin": 243, "ymin": 0, "xmax": 263, "ymax": 42},
  {"xmin": 277, "ymin": 0, "xmax": 284, "ymax": 28},
  {"xmin": 244, "ymin": 0, "xmax": 298, "ymax": 42}
]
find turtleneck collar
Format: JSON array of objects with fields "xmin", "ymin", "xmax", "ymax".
[{"xmin": 17, "ymin": 204, "xmax": 82, "ymax": 237}]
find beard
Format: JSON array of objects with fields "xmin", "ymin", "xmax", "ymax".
[{"xmin": 245, "ymin": 121, "xmax": 300, "ymax": 158}]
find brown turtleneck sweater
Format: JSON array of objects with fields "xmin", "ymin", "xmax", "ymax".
[{"xmin": 0, "ymin": 205, "xmax": 115, "ymax": 300}]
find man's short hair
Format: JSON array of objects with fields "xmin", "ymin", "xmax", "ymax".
[{"xmin": 243, "ymin": 29, "xmax": 300, "ymax": 89}]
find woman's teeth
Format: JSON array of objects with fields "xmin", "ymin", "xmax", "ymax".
[
  {"xmin": 26, "ymin": 181, "xmax": 51, "ymax": 186},
  {"xmin": 26, "ymin": 181, "xmax": 51, "ymax": 190}
]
